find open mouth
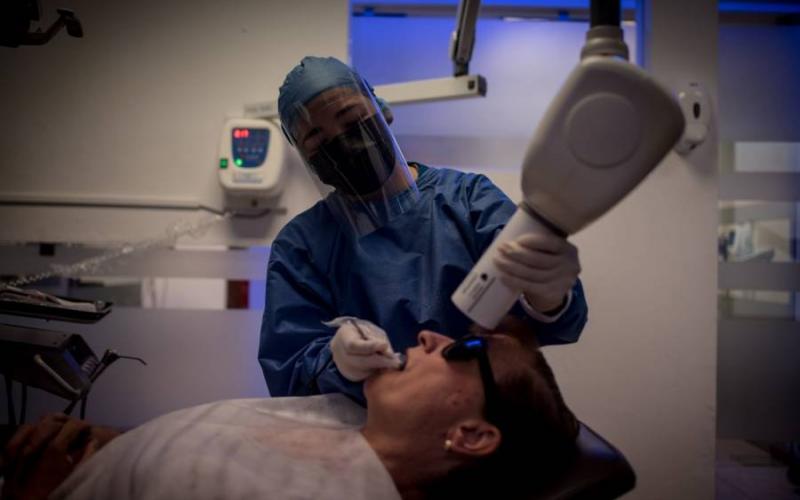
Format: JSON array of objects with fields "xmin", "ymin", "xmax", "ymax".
[{"xmin": 396, "ymin": 353, "xmax": 407, "ymax": 371}]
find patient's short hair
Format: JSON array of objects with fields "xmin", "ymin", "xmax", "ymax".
[{"xmin": 432, "ymin": 316, "xmax": 579, "ymax": 499}]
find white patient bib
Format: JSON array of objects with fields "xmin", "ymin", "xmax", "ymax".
[{"xmin": 52, "ymin": 395, "xmax": 401, "ymax": 500}]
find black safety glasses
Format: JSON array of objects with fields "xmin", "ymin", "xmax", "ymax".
[{"xmin": 441, "ymin": 335, "xmax": 500, "ymax": 425}]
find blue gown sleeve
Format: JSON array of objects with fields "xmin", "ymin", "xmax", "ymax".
[
  {"xmin": 258, "ymin": 231, "xmax": 363, "ymax": 401},
  {"xmin": 464, "ymin": 174, "xmax": 588, "ymax": 345}
]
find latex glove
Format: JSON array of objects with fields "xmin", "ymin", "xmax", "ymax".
[
  {"xmin": 493, "ymin": 233, "xmax": 580, "ymax": 314},
  {"xmin": 325, "ymin": 316, "xmax": 403, "ymax": 382}
]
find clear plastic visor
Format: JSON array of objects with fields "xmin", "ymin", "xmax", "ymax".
[{"xmin": 283, "ymin": 80, "xmax": 418, "ymax": 236}]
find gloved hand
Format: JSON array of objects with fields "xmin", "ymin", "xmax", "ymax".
[
  {"xmin": 493, "ymin": 233, "xmax": 580, "ymax": 314},
  {"xmin": 325, "ymin": 317, "xmax": 403, "ymax": 382}
]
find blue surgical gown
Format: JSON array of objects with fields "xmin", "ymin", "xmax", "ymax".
[{"xmin": 259, "ymin": 164, "xmax": 588, "ymax": 403}]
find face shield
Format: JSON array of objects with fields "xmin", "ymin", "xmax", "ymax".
[{"xmin": 281, "ymin": 76, "xmax": 419, "ymax": 236}]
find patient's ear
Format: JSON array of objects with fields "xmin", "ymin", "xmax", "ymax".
[{"xmin": 448, "ymin": 419, "xmax": 500, "ymax": 458}]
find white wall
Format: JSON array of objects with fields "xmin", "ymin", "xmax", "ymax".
[
  {"xmin": 0, "ymin": 0, "xmax": 346, "ymax": 246},
  {"xmin": 352, "ymin": 3, "xmax": 717, "ymax": 498},
  {"xmin": 354, "ymin": 17, "xmax": 636, "ymax": 148},
  {"xmin": 0, "ymin": 0, "xmax": 348, "ymax": 423},
  {"xmin": 718, "ymin": 25, "xmax": 800, "ymax": 142}
]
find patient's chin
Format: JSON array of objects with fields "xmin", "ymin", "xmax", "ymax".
[
  {"xmin": 363, "ymin": 374, "xmax": 378, "ymax": 395},
  {"xmin": 363, "ymin": 368, "xmax": 393, "ymax": 396}
]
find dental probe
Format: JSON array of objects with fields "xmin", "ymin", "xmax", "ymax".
[{"xmin": 348, "ymin": 319, "xmax": 405, "ymax": 369}]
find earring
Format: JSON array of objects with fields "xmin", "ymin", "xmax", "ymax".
[{"xmin": 444, "ymin": 439, "xmax": 453, "ymax": 452}]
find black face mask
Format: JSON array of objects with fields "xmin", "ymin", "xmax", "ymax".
[{"xmin": 307, "ymin": 115, "xmax": 396, "ymax": 196}]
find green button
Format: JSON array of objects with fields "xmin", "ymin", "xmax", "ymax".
[
  {"xmin": 219, "ymin": 158, "xmax": 228, "ymax": 169},
  {"xmin": 235, "ymin": 158, "xmax": 243, "ymax": 166}
]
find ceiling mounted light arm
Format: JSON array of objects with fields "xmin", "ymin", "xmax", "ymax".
[
  {"xmin": 450, "ymin": 0, "xmax": 482, "ymax": 76},
  {"xmin": 581, "ymin": 0, "xmax": 628, "ymax": 60},
  {"xmin": 244, "ymin": 1, "xmax": 488, "ymax": 119},
  {"xmin": 243, "ymin": 73, "xmax": 488, "ymax": 121}
]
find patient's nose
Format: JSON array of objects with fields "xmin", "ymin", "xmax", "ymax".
[{"xmin": 417, "ymin": 330, "xmax": 449, "ymax": 354}]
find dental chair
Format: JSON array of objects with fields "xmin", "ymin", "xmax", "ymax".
[{"xmin": 537, "ymin": 422, "xmax": 636, "ymax": 500}]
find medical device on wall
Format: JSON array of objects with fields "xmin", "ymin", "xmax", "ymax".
[
  {"xmin": 218, "ymin": 118, "xmax": 286, "ymax": 207},
  {"xmin": 674, "ymin": 83, "xmax": 710, "ymax": 155},
  {"xmin": 451, "ymin": 0, "xmax": 686, "ymax": 329}
]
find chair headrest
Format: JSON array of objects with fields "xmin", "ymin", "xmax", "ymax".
[{"xmin": 534, "ymin": 422, "xmax": 636, "ymax": 500}]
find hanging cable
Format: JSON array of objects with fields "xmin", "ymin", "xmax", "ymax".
[
  {"xmin": 79, "ymin": 395, "xmax": 88, "ymax": 420},
  {"xmin": 0, "ymin": 201, "xmax": 285, "ymax": 289},
  {"xmin": 63, "ymin": 350, "xmax": 147, "ymax": 416},
  {"xmin": 19, "ymin": 384, "xmax": 27, "ymax": 424},
  {"xmin": 4, "ymin": 375, "xmax": 16, "ymax": 427},
  {"xmin": 0, "ymin": 198, "xmax": 281, "ymax": 220},
  {"xmin": 64, "ymin": 397, "xmax": 78, "ymax": 416}
]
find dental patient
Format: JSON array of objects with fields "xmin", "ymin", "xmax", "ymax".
[{"xmin": 1, "ymin": 317, "xmax": 578, "ymax": 500}]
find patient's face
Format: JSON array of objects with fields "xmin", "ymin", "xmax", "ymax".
[{"xmin": 364, "ymin": 331, "xmax": 517, "ymax": 433}]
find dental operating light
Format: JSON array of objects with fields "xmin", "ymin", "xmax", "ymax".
[{"xmin": 451, "ymin": 0, "xmax": 686, "ymax": 329}]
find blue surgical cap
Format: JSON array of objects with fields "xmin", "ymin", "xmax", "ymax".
[{"xmin": 278, "ymin": 56, "xmax": 391, "ymax": 139}]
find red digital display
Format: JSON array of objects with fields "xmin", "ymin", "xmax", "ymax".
[{"xmin": 233, "ymin": 129, "xmax": 251, "ymax": 139}]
